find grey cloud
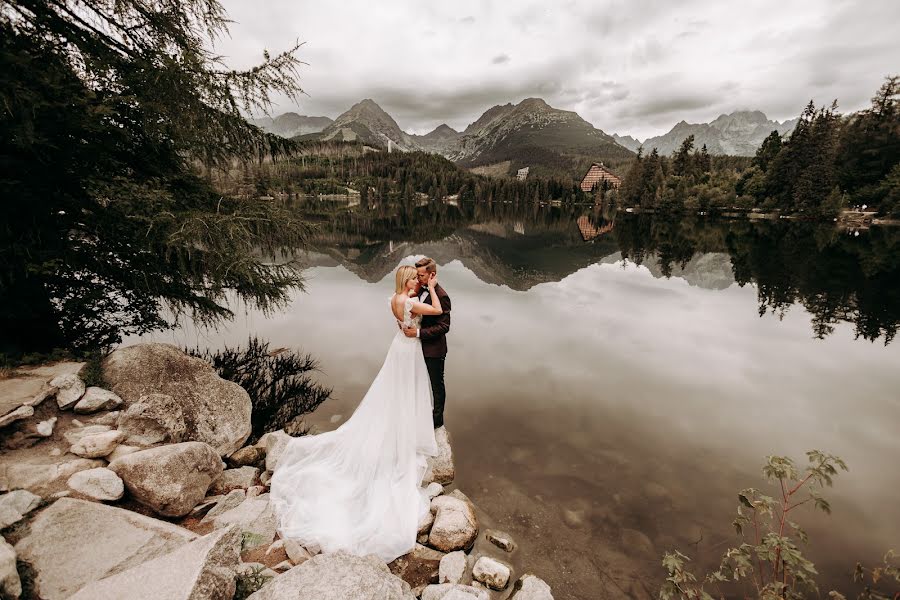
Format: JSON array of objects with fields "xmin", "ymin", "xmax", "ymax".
[
  {"xmin": 618, "ymin": 93, "xmax": 717, "ymax": 119},
  {"xmin": 491, "ymin": 54, "xmax": 510, "ymax": 65}
]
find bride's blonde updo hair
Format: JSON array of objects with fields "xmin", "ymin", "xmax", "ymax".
[{"xmin": 395, "ymin": 265, "xmax": 417, "ymax": 295}]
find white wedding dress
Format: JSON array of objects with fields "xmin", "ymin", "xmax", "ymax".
[{"xmin": 269, "ymin": 295, "xmax": 439, "ymax": 563}]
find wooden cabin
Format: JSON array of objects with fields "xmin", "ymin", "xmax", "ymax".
[{"xmin": 579, "ymin": 163, "xmax": 622, "ymax": 192}]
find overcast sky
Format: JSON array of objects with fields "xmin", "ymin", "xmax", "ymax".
[{"xmin": 217, "ymin": 0, "xmax": 899, "ymax": 140}]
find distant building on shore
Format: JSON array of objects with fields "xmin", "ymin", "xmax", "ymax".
[
  {"xmin": 516, "ymin": 167, "xmax": 529, "ymax": 181},
  {"xmin": 579, "ymin": 163, "xmax": 621, "ymax": 192}
]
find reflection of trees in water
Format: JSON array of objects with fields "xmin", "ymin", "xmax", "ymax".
[{"xmin": 615, "ymin": 216, "xmax": 900, "ymax": 344}]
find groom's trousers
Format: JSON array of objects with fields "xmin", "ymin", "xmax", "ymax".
[{"xmin": 424, "ymin": 357, "xmax": 446, "ymax": 428}]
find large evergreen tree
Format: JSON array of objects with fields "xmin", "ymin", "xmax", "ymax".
[{"xmin": 1, "ymin": 1, "xmax": 309, "ymax": 355}]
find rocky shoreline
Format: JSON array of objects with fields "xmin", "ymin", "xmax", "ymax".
[{"xmin": 0, "ymin": 343, "xmax": 554, "ymax": 600}]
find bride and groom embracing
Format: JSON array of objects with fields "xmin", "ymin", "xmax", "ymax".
[{"xmin": 269, "ymin": 257, "xmax": 452, "ymax": 563}]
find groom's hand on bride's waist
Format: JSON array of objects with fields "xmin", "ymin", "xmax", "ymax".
[{"xmin": 401, "ymin": 326, "xmax": 418, "ymax": 338}]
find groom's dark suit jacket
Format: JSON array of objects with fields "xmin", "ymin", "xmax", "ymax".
[{"xmin": 419, "ymin": 284, "xmax": 451, "ymax": 358}]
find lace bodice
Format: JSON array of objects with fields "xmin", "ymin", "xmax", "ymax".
[{"xmin": 393, "ymin": 295, "xmax": 422, "ymax": 328}]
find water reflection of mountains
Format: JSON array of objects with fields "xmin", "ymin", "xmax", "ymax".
[{"xmin": 297, "ymin": 205, "xmax": 900, "ymax": 344}]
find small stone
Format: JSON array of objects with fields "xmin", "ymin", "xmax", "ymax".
[
  {"xmin": 63, "ymin": 424, "xmax": 111, "ymax": 446},
  {"xmin": 421, "ymin": 583, "xmax": 490, "ymax": 600},
  {"xmin": 209, "ymin": 466, "xmax": 259, "ymax": 495},
  {"xmin": 89, "ymin": 411, "xmax": 121, "ymax": 427},
  {"xmin": 259, "ymin": 471, "xmax": 272, "ymax": 486},
  {"xmin": 486, "ymin": 529, "xmax": 517, "ymax": 552},
  {"xmin": 508, "ymin": 573, "xmax": 554, "ymax": 599},
  {"xmin": 73, "ymin": 387, "xmax": 124, "ymax": 414},
  {"xmin": 426, "ymin": 482, "xmax": 444, "ymax": 499},
  {"xmin": 36, "ymin": 417, "xmax": 57, "ymax": 437},
  {"xmin": 329, "ymin": 414, "xmax": 342, "ymax": 423},
  {"xmin": 272, "ymin": 560, "xmax": 293, "ymax": 572},
  {"xmin": 50, "ymin": 373, "xmax": 86, "ymax": 410},
  {"xmin": 49, "ymin": 448, "xmax": 62, "ymax": 457},
  {"xmin": 201, "ymin": 489, "xmax": 247, "ymax": 522},
  {"xmin": 227, "ymin": 445, "xmax": 265, "ymax": 468},
  {"xmin": 439, "ymin": 551, "xmax": 468, "ymax": 584},
  {"xmin": 473, "ymin": 556, "xmax": 511, "ymax": 591},
  {"xmin": 265, "ymin": 539, "xmax": 284, "ymax": 555},
  {"xmin": 247, "ymin": 485, "xmax": 266, "ymax": 498},
  {"xmin": 71, "ymin": 419, "xmax": 85, "ymax": 427},
  {"xmin": 50, "ymin": 491, "xmax": 70, "ymax": 499},
  {"xmin": 283, "ymin": 538, "xmax": 313, "ymax": 565},
  {"xmin": 70, "ymin": 429, "xmax": 125, "ymax": 458},
  {"xmin": 67, "ymin": 468, "xmax": 124, "ymax": 501}
]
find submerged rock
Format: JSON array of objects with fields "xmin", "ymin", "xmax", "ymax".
[{"xmin": 508, "ymin": 573, "xmax": 555, "ymax": 599}]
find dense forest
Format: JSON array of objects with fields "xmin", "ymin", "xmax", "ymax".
[{"xmin": 619, "ymin": 77, "xmax": 900, "ymax": 218}]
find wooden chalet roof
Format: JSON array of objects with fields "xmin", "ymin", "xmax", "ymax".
[{"xmin": 580, "ymin": 163, "xmax": 622, "ymax": 192}]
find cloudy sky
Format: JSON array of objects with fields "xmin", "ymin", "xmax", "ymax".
[{"xmin": 217, "ymin": 0, "xmax": 899, "ymax": 140}]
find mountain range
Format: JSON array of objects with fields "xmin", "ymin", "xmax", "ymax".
[
  {"xmin": 255, "ymin": 101, "xmax": 801, "ymax": 175},
  {"xmin": 633, "ymin": 111, "xmax": 799, "ymax": 156}
]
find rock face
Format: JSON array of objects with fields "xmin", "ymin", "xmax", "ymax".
[
  {"xmin": 73, "ymin": 387, "xmax": 123, "ymax": 414},
  {"xmin": 509, "ymin": 574, "xmax": 555, "ymax": 599},
  {"xmin": 102, "ymin": 343, "xmax": 251, "ymax": 456},
  {"xmin": 109, "ymin": 442, "xmax": 223, "ymax": 517},
  {"xmin": 428, "ymin": 490, "xmax": 478, "ymax": 553},
  {"xmin": 118, "ymin": 393, "xmax": 186, "ymax": 446},
  {"xmin": 0, "ymin": 538, "xmax": 21, "ymax": 599},
  {"xmin": 14, "ymin": 498, "xmax": 196, "ymax": 600},
  {"xmin": 246, "ymin": 550, "xmax": 416, "ymax": 600},
  {"xmin": 205, "ymin": 493, "xmax": 277, "ymax": 549},
  {"xmin": 67, "ymin": 467, "xmax": 124, "ymax": 501},
  {"xmin": 424, "ymin": 426, "xmax": 455, "ymax": 485},
  {"xmin": 68, "ymin": 525, "xmax": 242, "ymax": 600}
]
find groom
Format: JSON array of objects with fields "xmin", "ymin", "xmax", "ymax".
[{"xmin": 402, "ymin": 257, "xmax": 451, "ymax": 429}]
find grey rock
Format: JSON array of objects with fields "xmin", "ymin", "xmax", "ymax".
[
  {"xmin": 63, "ymin": 424, "xmax": 112, "ymax": 446},
  {"xmin": 117, "ymin": 393, "xmax": 186, "ymax": 446},
  {"xmin": 485, "ymin": 528, "xmax": 516, "ymax": 552},
  {"xmin": 35, "ymin": 416, "xmax": 57, "ymax": 437},
  {"xmin": 14, "ymin": 498, "xmax": 196, "ymax": 600},
  {"xmin": 205, "ymin": 494, "xmax": 276, "ymax": 549},
  {"xmin": 260, "ymin": 430, "xmax": 291, "ymax": 472},
  {"xmin": 426, "ymin": 482, "xmax": 444, "ymax": 499},
  {"xmin": 283, "ymin": 538, "xmax": 313, "ymax": 565},
  {"xmin": 0, "ymin": 538, "xmax": 21, "ymax": 600},
  {"xmin": 439, "ymin": 551, "xmax": 468, "ymax": 584},
  {"xmin": 420, "ymin": 583, "xmax": 490, "ymax": 600},
  {"xmin": 428, "ymin": 490, "xmax": 478, "ymax": 553},
  {"xmin": 508, "ymin": 574, "xmax": 554, "ymax": 599},
  {"xmin": 109, "ymin": 442, "xmax": 223, "ymax": 517},
  {"xmin": 89, "ymin": 410, "xmax": 122, "ymax": 427},
  {"xmin": 209, "ymin": 466, "xmax": 259, "ymax": 495},
  {"xmin": 1, "ymin": 458, "xmax": 104, "ymax": 497},
  {"xmin": 102, "ymin": 343, "xmax": 252, "ymax": 456},
  {"xmin": 50, "ymin": 373, "xmax": 86, "ymax": 410},
  {"xmin": 0, "ymin": 489, "xmax": 42, "ymax": 528},
  {"xmin": 423, "ymin": 426, "xmax": 455, "ymax": 485},
  {"xmin": 246, "ymin": 550, "xmax": 415, "ymax": 600},
  {"xmin": 201, "ymin": 489, "xmax": 246, "ymax": 522},
  {"xmin": 472, "ymin": 555, "xmax": 511, "ymax": 590},
  {"xmin": 68, "ymin": 525, "xmax": 241, "ymax": 600},
  {"xmin": 228, "ymin": 445, "xmax": 266, "ymax": 468},
  {"xmin": 69, "ymin": 429, "xmax": 125, "ymax": 458},
  {"xmin": 67, "ymin": 468, "xmax": 124, "ymax": 501},
  {"xmin": 106, "ymin": 444, "xmax": 140, "ymax": 463},
  {"xmin": 73, "ymin": 387, "xmax": 123, "ymax": 414},
  {"xmin": 0, "ymin": 405, "xmax": 33, "ymax": 428}
]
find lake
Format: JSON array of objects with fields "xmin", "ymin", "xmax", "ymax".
[{"xmin": 132, "ymin": 206, "xmax": 900, "ymax": 600}]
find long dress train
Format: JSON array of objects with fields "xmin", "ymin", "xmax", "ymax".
[{"xmin": 269, "ymin": 295, "xmax": 439, "ymax": 563}]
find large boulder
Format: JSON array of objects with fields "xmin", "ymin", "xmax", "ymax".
[
  {"xmin": 102, "ymin": 343, "xmax": 252, "ymax": 456},
  {"xmin": 68, "ymin": 525, "xmax": 242, "ymax": 600},
  {"xmin": 423, "ymin": 427, "xmax": 455, "ymax": 485},
  {"xmin": 14, "ymin": 498, "xmax": 196, "ymax": 600},
  {"xmin": 108, "ymin": 442, "xmax": 223, "ymax": 517},
  {"xmin": 117, "ymin": 393, "xmax": 186, "ymax": 447},
  {"xmin": 246, "ymin": 550, "xmax": 416, "ymax": 600},
  {"xmin": 427, "ymin": 490, "xmax": 478, "ymax": 553}
]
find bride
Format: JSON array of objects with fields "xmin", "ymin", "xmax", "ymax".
[{"xmin": 269, "ymin": 265, "xmax": 443, "ymax": 563}]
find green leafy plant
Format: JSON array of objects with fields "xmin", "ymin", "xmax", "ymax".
[
  {"xmin": 234, "ymin": 564, "xmax": 272, "ymax": 600},
  {"xmin": 661, "ymin": 450, "xmax": 848, "ymax": 600}
]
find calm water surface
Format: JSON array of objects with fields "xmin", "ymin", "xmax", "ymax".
[{"xmin": 134, "ymin": 212, "xmax": 900, "ymax": 600}]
